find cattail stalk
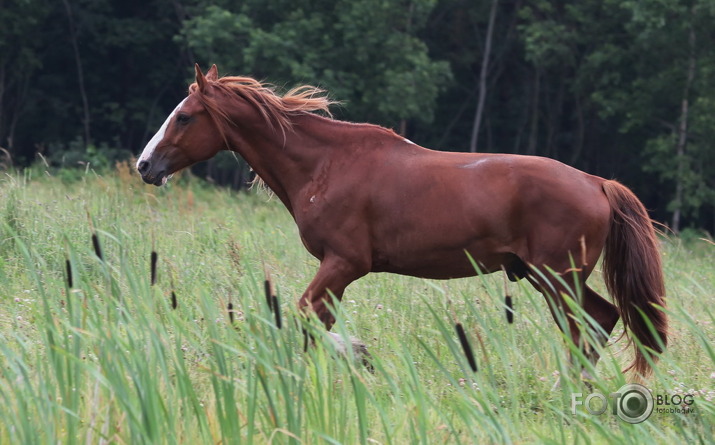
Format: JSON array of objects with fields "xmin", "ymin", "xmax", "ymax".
[
  {"xmin": 150, "ymin": 251, "xmax": 158, "ymax": 285},
  {"xmin": 263, "ymin": 265, "xmax": 281, "ymax": 327},
  {"xmin": 171, "ymin": 291, "xmax": 178, "ymax": 310},
  {"xmin": 65, "ymin": 258, "xmax": 73, "ymax": 288},
  {"xmin": 86, "ymin": 209, "xmax": 103, "ymax": 261},
  {"xmin": 502, "ymin": 269, "xmax": 514, "ymax": 324},
  {"xmin": 264, "ymin": 280, "xmax": 273, "ymax": 309},
  {"xmin": 272, "ymin": 295, "xmax": 282, "ymax": 329},
  {"xmin": 505, "ymin": 295, "xmax": 514, "ymax": 324},
  {"xmin": 580, "ymin": 235, "xmax": 588, "ymax": 290},
  {"xmin": 91, "ymin": 233, "xmax": 103, "ymax": 261},
  {"xmin": 455, "ymin": 322, "xmax": 478, "ymax": 372}
]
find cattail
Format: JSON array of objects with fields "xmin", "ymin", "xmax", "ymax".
[
  {"xmin": 263, "ymin": 266, "xmax": 281, "ymax": 327},
  {"xmin": 264, "ymin": 279, "xmax": 273, "ymax": 310},
  {"xmin": 501, "ymin": 270, "xmax": 514, "ymax": 324},
  {"xmin": 150, "ymin": 251, "xmax": 158, "ymax": 285},
  {"xmin": 272, "ymin": 295, "xmax": 282, "ymax": 329},
  {"xmin": 85, "ymin": 209, "xmax": 102, "ymax": 261},
  {"xmin": 171, "ymin": 291, "xmax": 178, "ymax": 310},
  {"xmin": 228, "ymin": 301, "xmax": 234, "ymax": 323},
  {"xmin": 91, "ymin": 233, "xmax": 103, "ymax": 261},
  {"xmin": 65, "ymin": 258, "xmax": 73, "ymax": 288},
  {"xmin": 505, "ymin": 295, "xmax": 514, "ymax": 324},
  {"xmin": 455, "ymin": 322, "xmax": 477, "ymax": 372},
  {"xmin": 263, "ymin": 263, "xmax": 275, "ymax": 311},
  {"xmin": 580, "ymin": 235, "xmax": 588, "ymax": 289}
]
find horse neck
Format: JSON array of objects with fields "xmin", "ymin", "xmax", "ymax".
[{"xmin": 225, "ymin": 113, "xmax": 342, "ymax": 213}]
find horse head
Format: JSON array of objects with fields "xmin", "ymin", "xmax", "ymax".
[{"xmin": 137, "ymin": 64, "xmax": 224, "ymax": 186}]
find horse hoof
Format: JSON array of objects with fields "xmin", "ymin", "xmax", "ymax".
[
  {"xmin": 550, "ymin": 371, "xmax": 595, "ymax": 392},
  {"xmin": 551, "ymin": 376, "xmax": 562, "ymax": 391},
  {"xmin": 327, "ymin": 332, "xmax": 374, "ymax": 373}
]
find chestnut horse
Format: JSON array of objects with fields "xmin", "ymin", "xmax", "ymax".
[{"xmin": 137, "ymin": 65, "xmax": 667, "ymax": 378}]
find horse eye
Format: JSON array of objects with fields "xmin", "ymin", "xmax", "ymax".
[{"xmin": 176, "ymin": 113, "xmax": 191, "ymax": 125}]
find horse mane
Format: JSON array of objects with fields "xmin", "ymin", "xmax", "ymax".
[
  {"xmin": 188, "ymin": 75, "xmax": 338, "ymax": 192},
  {"xmin": 188, "ymin": 76, "xmax": 338, "ymax": 146}
]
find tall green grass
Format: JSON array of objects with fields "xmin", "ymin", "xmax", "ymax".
[{"xmin": 0, "ymin": 166, "xmax": 713, "ymax": 443}]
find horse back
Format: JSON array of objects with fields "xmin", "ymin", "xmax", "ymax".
[{"xmin": 361, "ymin": 149, "xmax": 611, "ymax": 277}]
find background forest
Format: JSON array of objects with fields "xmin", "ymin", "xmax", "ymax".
[{"xmin": 1, "ymin": 0, "xmax": 714, "ymax": 232}]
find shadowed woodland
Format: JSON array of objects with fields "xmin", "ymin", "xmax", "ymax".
[{"xmin": 1, "ymin": 0, "xmax": 714, "ymax": 232}]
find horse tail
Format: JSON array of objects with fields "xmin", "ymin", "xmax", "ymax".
[{"xmin": 601, "ymin": 180, "xmax": 667, "ymax": 378}]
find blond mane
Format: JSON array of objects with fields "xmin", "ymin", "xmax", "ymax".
[
  {"xmin": 189, "ymin": 76, "xmax": 337, "ymax": 145},
  {"xmin": 188, "ymin": 76, "xmax": 338, "ymax": 192}
]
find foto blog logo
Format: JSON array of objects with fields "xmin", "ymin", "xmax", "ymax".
[
  {"xmin": 571, "ymin": 383, "xmax": 696, "ymax": 424},
  {"xmin": 571, "ymin": 383, "xmax": 654, "ymax": 424}
]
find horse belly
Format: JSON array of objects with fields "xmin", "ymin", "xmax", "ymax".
[
  {"xmin": 369, "ymin": 163, "xmax": 523, "ymax": 278},
  {"xmin": 374, "ymin": 246, "xmax": 514, "ymax": 280},
  {"xmin": 370, "ymin": 205, "xmax": 520, "ymax": 278}
]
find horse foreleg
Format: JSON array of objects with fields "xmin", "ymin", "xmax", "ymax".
[
  {"xmin": 298, "ymin": 255, "xmax": 372, "ymax": 369},
  {"xmin": 298, "ymin": 255, "xmax": 368, "ymax": 330}
]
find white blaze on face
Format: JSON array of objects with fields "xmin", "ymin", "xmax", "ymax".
[{"xmin": 137, "ymin": 97, "xmax": 188, "ymax": 169}]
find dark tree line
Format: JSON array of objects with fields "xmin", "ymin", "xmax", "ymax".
[{"xmin": 1, "ymin": 0, "xmax": 713, "ymax": 232}]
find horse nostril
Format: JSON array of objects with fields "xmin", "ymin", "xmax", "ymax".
[{"xmin": 138, "ymin": 160, "xmax": 150, "ymax": 174}]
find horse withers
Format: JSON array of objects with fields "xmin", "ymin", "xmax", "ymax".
[{"xmin": 137, "ymin": 64, "xmax": 667, "ymax": 379}]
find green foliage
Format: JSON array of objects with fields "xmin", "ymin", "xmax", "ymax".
[
  {"xmin": 519, "ymin": 3, "xmax": 577, "ymax": 68},
  {"xmin": 44, "ymin": 138, "xmax": 131, "ymax": 172},
  {"xmin": 0, "ymin": 0, "xmax": 49, "ymax": 150},
  {"xmin": 644, "ymin": 134, "xmax": 715, "ymax": 220},
  {"xmin": 517, "ymin": 0, "xmax": 715, "ymax": 230},
  {"xmin": 1, "ymin": 0, "xmax": 714, "ymax": 229},
  {"xmin": 179, "ymin": 0, "xmax": 452, "ymax": 126},
  {"xmin": 607, "ymin": 0, "xmax": 715, "ymax": 228},
  {"xmin": 0, "ymin": 0, "xmax": 47, "ymax": 68}
]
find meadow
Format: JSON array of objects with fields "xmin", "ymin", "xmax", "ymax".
[{"xmin": 0, "ymin": 164, "xmax": 713, "ymax": 444}]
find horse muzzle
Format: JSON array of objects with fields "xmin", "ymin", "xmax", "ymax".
[{"xmin": 137, "ymin": 159, "xmax": 168, "ymax": 186}]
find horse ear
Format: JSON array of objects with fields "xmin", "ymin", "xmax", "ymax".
[
  {"xmin": 195, "ymin": 63, "xmax": 207, "ymax": 92},
  {"xmin": 206, "ymin": 64, "xmax": 219, "ymax": 81}
]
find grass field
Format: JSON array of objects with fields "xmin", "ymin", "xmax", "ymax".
[{"xmin": 1, "ymin": 165, "xmax": 714, "ymax": 444}]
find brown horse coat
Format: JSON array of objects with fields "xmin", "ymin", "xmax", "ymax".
[{"xmin": 137, "ymin": 65, "xmax": 667, "ymax": 378}]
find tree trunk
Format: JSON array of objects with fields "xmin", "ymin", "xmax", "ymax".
[
  {"xmin": 62, "ymin": 0, "xmax": 91, "ymax": 148},
  {"xmin": 526, "ymin": 69, "xmax": 540, "ymax": 156},
  {"xmin": 671, "ymin": 11, "xmax": 696, "ymax": 233},
  {"xmin": 469, "ymin": 0, "xmax": 498, "ymax": 153},
  {"xmin": 568, "ymin": 93, "xmax": 585, "ymax": 166},
  {"xmin": 436, "ymin": 87, "xmax": 477, "ymax": 148},
  {"xmin": 398, "ymin": 119, "xmax": 407, "ymax": 137},
  {"xmin": 545, "ymin": 80, "xmax": 564, "ymax": 159},
  {"xmin": 142, "ymin": 59, "xmax": 182, "ymax": 144},
  {"xmin": 0, "ymin": 63, "xmax": 6, "ymax": 148},
  {"xmin": 7, "ymin": 73, "xmax": 31, "ymax": 153}
]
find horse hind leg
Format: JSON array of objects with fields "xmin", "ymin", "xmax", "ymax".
[
  {"xmin": 527, "ymin": 270, "xmax": 618, "ymax": 386},
  {"xmin": 581, "ymin": 285, "xmax": 620, "ymax": 377}
]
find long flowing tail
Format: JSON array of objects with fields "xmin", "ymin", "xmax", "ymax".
[{"xmin": 601, "ymin": 180, "xmax": 668, "ymax": 378}]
